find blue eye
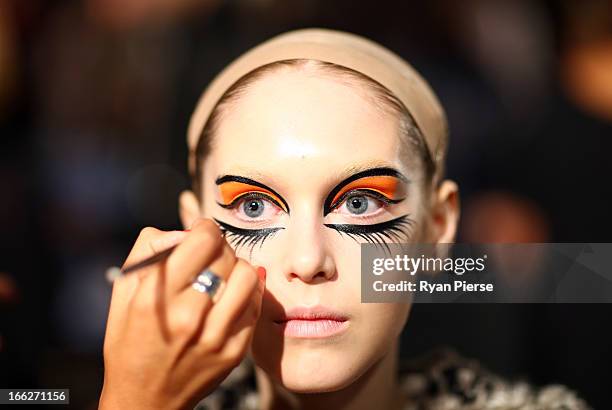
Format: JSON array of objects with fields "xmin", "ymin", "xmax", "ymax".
[
  {"xmin": 219, "ymin": 192, "xmax": 282, "ymax": 222},
  {"xmin": 336, "ymin": 192, "xmax": 385, "ymax": 217},
  {"xmin": 243, "ymin": 199, "xmax": 265, "ymax": 218},
  {"xmin": 346, "ymin": 195, "xmax": 368, "ymax": 214}
]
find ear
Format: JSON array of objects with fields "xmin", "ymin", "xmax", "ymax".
[
  {"xmin": 178, "ymin": 190, "xmax": 201, "ymax": 229},
  {"xmin": 428, "ymin": 180, "xmax": 460, "ymax": 243}
]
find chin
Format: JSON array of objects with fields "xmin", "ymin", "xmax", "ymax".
[
  {"xmin": 280, "ymin": 367, "xmax": 355, "ymax": 393},
  {"xmin": 266, "ymin": 344, "xmax": 368, "ymax": 393}
]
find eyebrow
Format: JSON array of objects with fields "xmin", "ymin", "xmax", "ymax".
[
  {"xmin": 216, "ymin": 165, "xmax": 408, "ymax": 216},
  {"xmin": 323, "ymin": 166, "xmax": 409, "ymax": 216},
  {"xmin": 215, "ymin": 174, "xmax": 291, "ymax": 213}
]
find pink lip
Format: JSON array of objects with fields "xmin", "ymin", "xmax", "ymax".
[{"xmin": 274, "ymin": 306, "xmax": 350, "ymax": 338}]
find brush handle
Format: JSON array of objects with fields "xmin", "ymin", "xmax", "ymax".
[{"xmin": 105, "ymin": 244, "xmax": 178, "ymax": 283}]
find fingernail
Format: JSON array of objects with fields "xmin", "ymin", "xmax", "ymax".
[
  {"xmin": 256, "ymin": 266, "xmax": 267, "ymax": 281},
  {"xmin": 184, "ymin": 229, "xmax": 191, "ymax": 232}
]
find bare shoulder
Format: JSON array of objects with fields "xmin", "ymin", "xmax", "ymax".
[{"xmin": 399, "ymin": 348, "xmax": 591, "ymax": 410}]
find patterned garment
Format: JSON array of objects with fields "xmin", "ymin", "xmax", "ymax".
[{"xmin": 194, "ymin": 349, "xmax": 590, "ymax": 410}]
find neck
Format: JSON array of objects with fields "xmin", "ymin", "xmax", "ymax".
[{"xmin": 255, "ymin": 341, "xmax": 403, "ymax": 410}]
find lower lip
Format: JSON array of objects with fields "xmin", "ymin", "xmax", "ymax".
[{"xmin": 278, "ymin": 319, "xmax": 349, "ymax": 338}]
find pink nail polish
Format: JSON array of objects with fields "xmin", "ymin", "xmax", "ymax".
[{"xmin": 256, "ymin": 266, "xmax": 267, "ymax": 281}]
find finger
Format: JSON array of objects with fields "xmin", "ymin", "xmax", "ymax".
[
  {"xmin": 117, "ymin": 228, "xmax": 188, "ymax": 293},
  {"xmin": 165, "ymin": 218, "xmax": 233, "ymax": 295},
  {"xmin": 217, "ymin": 291, "xmax": 264, "ymax": 366},
  {"xmin": 166, "ymin": 292, "xmax": 210, "ymax": 343},
  {"xmin": 171, "ymin": 237, "xmax": 237, "ymax": 309},
  {"xmin": 198, "ymin": 259, "xmax": 261, "ymax": 347},
  {"xmin": 114, "ymin": 229, "xmax": 188, "ymax": 304},
  {"xmin": 166, "ymin": 242, "xmax": 240, "ymax": 345},
  {"xmin": 122, "ymin": 228, "xmax": 187, "ymax": 267},
  {"xmin": 128, "ymin": 222, "xmax": 233, "ymax": 340},
  {"xmin": 251, "ymin": 266, "xmax": 266, "ymax": 316},
  {"xmin": 105, "ymin": 228, "xmax": 187, "ymax": 345}
]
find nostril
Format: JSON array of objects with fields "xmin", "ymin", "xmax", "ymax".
[{"xmin": 289, "ymin": 270, "xmax": 330, "ymax": 282}]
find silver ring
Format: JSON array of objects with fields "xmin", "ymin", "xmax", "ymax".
[{"xmin": 192, "ymin": 269, "xmax": 222, "ymax": 297}]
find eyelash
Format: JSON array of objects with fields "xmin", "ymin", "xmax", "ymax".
[
  {"xmin": 323, "ymin": 214, "xmax": 415, "ymax": 254},
  {"xmin": 214, "ymin": 213, "xmax": 413, "ymax": 259},
  {"xmin": 331, "ymin": 188, "xmax": 404, "ymax": 215},
  {"xmin": 213, "ymin": 217, "xmax": 283, "ymax": 258},
  {"xmin": 215, "ymin": 191, "xmax": 409, "ymax": 254}
]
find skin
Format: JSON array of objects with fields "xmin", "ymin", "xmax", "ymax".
[
  {"xmin": 181, "ymin": 68, "xmax": 460, "ymax": 408},
  {"xmin": 100, "ymin": 220, "xmax": 266, "ymax": 410},
  {"xmin": 101, "ymin": 65, "xmax": 459, "ymax": 410}
]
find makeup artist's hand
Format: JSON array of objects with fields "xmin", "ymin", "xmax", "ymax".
[{"xmin": 99, "ymin": 218, "xmax": 265, "ymax": 410}]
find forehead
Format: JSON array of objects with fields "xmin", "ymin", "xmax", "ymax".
[{"xmin": 209, "ymin": 69, "xmax": 408, "ymax": 185}]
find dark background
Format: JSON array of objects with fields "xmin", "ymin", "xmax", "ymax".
[{"xmin": 1, "ymin": 0, "xmax": 611, "ymax": 408}]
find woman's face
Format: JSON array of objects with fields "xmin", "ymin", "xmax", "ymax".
[{"xmin": 199, "ymin": 69, "xmax": 425, "ymax": 392}]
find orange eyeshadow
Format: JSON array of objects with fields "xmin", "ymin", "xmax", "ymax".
[
  {"xmin": 330, "ymin": 175, "xmax": 403, "ymax": 206},
  {"xmin": 218, "ymin": 181, "xmax": 287, "ymax": 212}
]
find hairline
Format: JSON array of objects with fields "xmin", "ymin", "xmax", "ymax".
[{"xmin": 192, "ymin": 59, "xmax": 438, "ymax": 198}]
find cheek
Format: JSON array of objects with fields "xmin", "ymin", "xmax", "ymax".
[
  {"xmin": 249, "ymin": 243, "xmax": 412, "ymax": 393},
  {"xmin": 250, "ymin": 298, "xmax": 412, "ymax": 393},
  {"xmin": 357, "ymin": 303, "xmax": 411, "ymax": 349}
]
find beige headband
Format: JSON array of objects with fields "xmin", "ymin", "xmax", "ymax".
[{"xmin": 188, "ymin": 28, "xmax": 447, "ymax": 175}]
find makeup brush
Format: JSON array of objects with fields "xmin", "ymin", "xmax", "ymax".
[
  {"xmin": 106, "ymin": 226, "xmax": 227, "ymax": 283},
  {"xmin": 105, "ymin": 245, "xmax": 179, "ymax": 283}
]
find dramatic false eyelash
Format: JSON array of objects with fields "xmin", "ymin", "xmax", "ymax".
[
  {"xmin": 213, "ymin": 218, "xmax": 283, "ymax": 259},
  {"xmin": 323, "ymin": 214, "xmax": 415, "ymax": 255},
  {"xmin": 330, "ymin": 188, "xmax": 405, "ymax": 212},
  {"xmin": 216, "ymin": 191, "xmax": 284, "ymax": 211}
]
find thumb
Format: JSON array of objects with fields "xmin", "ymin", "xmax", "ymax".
[{"xmin": 253, "ymin": 266, "xmax": 267, "ymax": 315}]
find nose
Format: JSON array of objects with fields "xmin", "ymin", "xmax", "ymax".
[{"xmin": 281, "ymin": 214, "xmax": 336, "ymax": 283}]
